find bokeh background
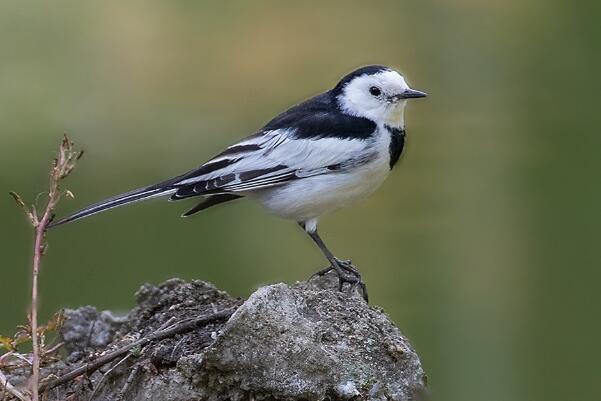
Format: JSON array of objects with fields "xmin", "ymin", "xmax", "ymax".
[{"xmin": 1, "ymin": 1, "xmax": 600, "ymax": 400}]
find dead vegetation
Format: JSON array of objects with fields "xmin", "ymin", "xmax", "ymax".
[{"xmin": 3, "ymin": 135, "xmax": 83, "ymax": 401}]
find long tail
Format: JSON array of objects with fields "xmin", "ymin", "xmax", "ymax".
[{"xmin": 48, "ymin": 185, "xmax": 176, "ymax": 228}]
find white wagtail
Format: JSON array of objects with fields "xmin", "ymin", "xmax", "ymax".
[{"xmin": 49, "ymin": 65, "xmax": 426, "ymax": 301}]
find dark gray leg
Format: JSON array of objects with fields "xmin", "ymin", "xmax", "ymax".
[{"xmin": 299, "ymin": 223, "xmax": 368, "ymax": 302}]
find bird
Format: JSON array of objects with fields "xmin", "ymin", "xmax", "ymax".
[{"xmin": 49, "ymin": 65, "xmax": 426, "ymax": 301}]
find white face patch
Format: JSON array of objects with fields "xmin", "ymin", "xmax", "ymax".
[{"xmin": 337, "ymin": 70, "xmax": 411, "ymax": 127}]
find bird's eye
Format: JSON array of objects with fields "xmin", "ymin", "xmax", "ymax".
[{"xmin": 369, "ymin": 86, "xmax": 382, "ymax": 97}]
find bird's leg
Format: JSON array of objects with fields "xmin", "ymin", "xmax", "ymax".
[{"xmin": 300, "ymin": 223, "xmax": 368, "ymax": 301}]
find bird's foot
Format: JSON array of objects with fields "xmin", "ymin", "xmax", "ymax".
[
  {"xmin": 335, "ymin": 258, "xmax": 361, "ymax": 277},
  {"xmin": 309, "ymin": 258, "xmax": 360, "ymax": 279},
  {"xmin": 308, "ymin": 258, "xmax": 368, "ymax": 302}
]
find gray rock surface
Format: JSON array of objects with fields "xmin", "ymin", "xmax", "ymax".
[
  {"xmin": 60, "ymin": 306, "xmax": 127, "ymax": 360},
  {"xmin": 199, "ymin": 278, "xmax": 427, "ymax": 400},
  {"xmin": 14, "ymin": 275, "xmax": 427, "ymax": 401}
]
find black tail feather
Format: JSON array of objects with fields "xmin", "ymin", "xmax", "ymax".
[{"xmin": 48, "ymin": 186, "xmax": 174, "ymax": 228}]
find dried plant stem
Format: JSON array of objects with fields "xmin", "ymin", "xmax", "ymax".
[
  {"xmin": 115, "ymin": 364, "xmax": 140, "ymax": 401},
  {"xmin": 30, "ymin": 203, "xmax": 55, "ymax": 401},
  {"xmin": 10, "ymin": 135, "xmax": 83, "ymax": 401},
  {"xmin": 87, "ymin": 353, "xmax": 132, "ymax": 401},
  {"xmin": 0, "ymin": 371, "xmax": 31, "ymax": 401}
]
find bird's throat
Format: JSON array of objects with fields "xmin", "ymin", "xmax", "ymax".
[{"xmin": 384, "ymin": 101, "xmax": 407, "ymax": 128}]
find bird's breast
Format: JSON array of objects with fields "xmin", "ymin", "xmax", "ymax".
[{"xmin": 253, "ymin": 135, "xmax": 391, "ymax": 222}]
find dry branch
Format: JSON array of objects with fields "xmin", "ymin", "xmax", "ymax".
[
  {"xmin": 0, "ymin": 371, "xmax": 31, "ymax": 401},
  {"xmin": 39, "ymin": 308, "xmax": 235, "ymax": 393},
  {"xmin": 8, "ymin": 135, "xmax": 83, "ymax": 401}
]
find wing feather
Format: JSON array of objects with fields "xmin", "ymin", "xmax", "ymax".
[{"xmin": 169, "ymin": 126, "xmax": 374, "ymax": 200}]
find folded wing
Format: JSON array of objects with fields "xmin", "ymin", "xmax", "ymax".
[{"xmin": 168, "ymin": 128, "xmax": 370, "ymax": 200}]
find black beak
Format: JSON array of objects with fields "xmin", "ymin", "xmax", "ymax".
[
  {"xmin": 387, "ymin": 89, "xmax": 427, "ymax": 102},
  {"xmin": 400, "ymin": 88, "xmax": 427, "ymax": 99}
]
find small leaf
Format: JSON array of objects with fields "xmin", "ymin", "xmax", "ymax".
[
  {"xmin": 65, "ymin": 190, "xmax": 75, "ymax": 199},
  {"xmin": 0, "ymin": 335, "xmax": 15, "ymax": 351},
  {"xmin": 43, "ymin": 310, "xmax": 64, "ymax": 333},
  {"xmin": 14, "ymin": 327, "xmax": 31, "ymax": 345},
  {"xmin": 8, "ymin": 191, "xmax": 26, "ymax": 208},
  {"xmin": 130, "ymin": 345, "xmax": 142, "ymax": 357},
  {"xmin": 9, "ymin": 191, "xmax": 38, "ymax": 226},
  {"xmin": 62, "ymin": 133, "xmax": 72, "ymax": 151}
]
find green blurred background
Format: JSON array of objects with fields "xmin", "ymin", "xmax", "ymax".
[{"xmin": 1, "ymin": 1, "xmax": 600, "ymax": 400}]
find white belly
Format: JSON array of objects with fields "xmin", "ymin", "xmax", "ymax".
[{"xmin": 252, "ymin": 151, "xmax": 390, "ymax": 222}]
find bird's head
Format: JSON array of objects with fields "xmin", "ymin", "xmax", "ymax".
[{"xmin": 333, "ymin": 65, "xmax": 426, "ymax": 128}]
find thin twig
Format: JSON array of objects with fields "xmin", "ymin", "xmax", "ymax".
[
  {"xmin": 87, "ymin": 354, "xmax": 131, "ymax": 401},
  {"xmin": 0, "ymin": 353, "xmax": 31, "ymax": 374},
  {"xmin": 115, "ymin": 364, "xmax": 140, "ymax": 401},
  {"xmin": 10, "ymin": 134, "xmax": 83, "ymax": 401},
  {"xmin": 169, "ymin": 337, "xmax": 186, "ymax": 360},
  {"xmin": 0, "ymin": 371, "xmax": 31, "ymax": 401},
  {"xmin": 85, "ymin": 320, "xmax": 97, "ymax": 349},
  {"xmin": 39, "ymin": 308, "xmax": 235, "ymax": 393},
  {"xmin": 157, "ymin": 317, "xmax": 177, "ymax": 331},
  {"xmin": 41, "ymin": 342, "xmax": 64, "ymax": 358}
]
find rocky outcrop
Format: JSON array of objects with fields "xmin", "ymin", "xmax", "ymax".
[{"xmin": 8, "ymin": 274, "xmax": 428, "ymax": 401}]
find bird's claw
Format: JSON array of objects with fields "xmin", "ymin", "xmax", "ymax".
[
  {"xmin": 309, "ymin": 258, "xmax": 359, "ymax": 278},
  {"xmin": 335, "ymin": 258, "xmax": 361, "ymax": 277},
  {"xmin": 308, "ymin": 258, "xmax": 368, "ymax": 302}
]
